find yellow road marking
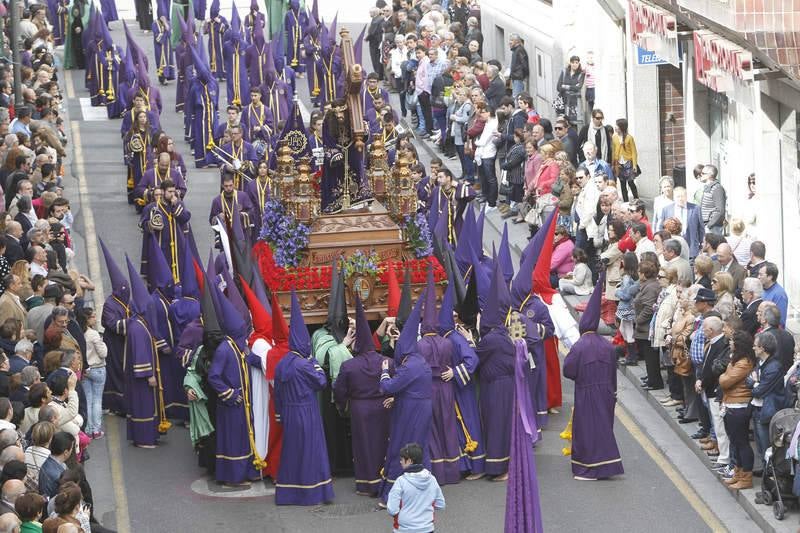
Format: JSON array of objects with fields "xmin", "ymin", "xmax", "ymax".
[
  {"xmin": 557, "ymin": 343, "xmax": 723, "ymax": 531},
  {"xmin": 67, "ymin": 70, "xmax": 131, "ymax": 533},
  {"xmin": 615, "ymin": 406, "xmax": 725, "ymax": 532}
]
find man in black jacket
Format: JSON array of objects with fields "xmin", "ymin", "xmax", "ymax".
[
  {"xmin": 366, "ymin": 8, "xmax": 385, "ymax": 80},
  {"xmin": 697, "ymin": 315, "xmax": 730, "ymax": 466},
  {"xmin": 758, "ymin": 301, "xmax": 795, "ymax": 373},
  {"xmin": 509, "ymin": 34, "xmax": 529, "ymax": 98},
  {"xmin": 740, "ymin": 277, "xmax": 763, "ymax": 337},
  {"xmin": 484, "ymin": 64, "xmax": 505, "ymax": 110}
]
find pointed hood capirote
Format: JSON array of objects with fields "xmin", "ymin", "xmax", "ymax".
[
  {"xmin": 211, "ymin": 271, "xmax": 250, "ymax": 347},
  {"xmin": 385, "ymin": 261, "xmax": 400, "ymax": 318},
  {"xmin": 99, "ymin": 238, "xmax": 130, "ymax": 302},
  {"xmin": 511, "ymin": 208, "xmax": 557, "ymax": 307},
  {"xmin": 353, "ymin": 296, "xmax": 375, "ymax": 356},
  {"xmin": 325, "ymin": 260, "xmax": 348, "ymax": 343},
  {"xmin": 143, "ymin": 235, "xmax": 174, "ymax": 293},
  {"xmin": 395, "ymin": 294, "xmax": 423, "ymax": 361},
  {"xmin": 483, "ymin": 255, "xmax": 512, "ymax": 331},
  {"xmin": 532, "ymin": 206, "xmax": 559, "ymax": 305},
  {"xmin": 420, "ymin": 265, "xmax": 438, "ymax": 335},
  {"xmin": 498, "ymin": 222, "xmax": 514, "ymax": 285},
  {"xmin": 271, "ymin": 290, "xmax": 289, "ymax": 347},
  {"xmin": 437, "ymin": 283, "xmax": 456, "ymax": 336},
  {"xmin": 396, "ymin": 266, "xmax": 412, "ymax": 329},
  {"xmin": 125, "ymin": 255, "xmax": 153, "ymax": 318},
  {"xmin": 209, "ymin": 0, "xmax": 220, "ymax": 18},
  {"xmin": 579, "ymin": 270, "xmax": 605, "ymax": 334},
  {"xmin": 240, "ymin": 275, "xmax": 272, "ymax": 344},
  {"xmin": 288, "ymin": 289, "xmax": 312, "ymax": 357},
  {"xmin": 200, "ymin": 271, "xmax": 222, "ymax": 336}
]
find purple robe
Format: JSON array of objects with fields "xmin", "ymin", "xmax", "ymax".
[
  {"xmin": 151, "ymin": 291, "xmax": 188, "ymax": 421},
  {"xmin": 208, "ymin": 338, "xmax": 260, "ymax": 484},
  {"xmin": 519, "ymin": 296, "xmax": 553, "ymax": 428},
  {"xmin": 47, "ymin": 0, "xmax": 69, "ymax": 46},
  {"xmin": 125, "ymin": 317, "xmax": 159, "ymax": 446},
  {"xmin": 446, "ymin": 331, "xmax": 484, "ymax": 474},
  {"xmin": 139, "ymin": 200, "xmax": 192, "ymax": 284},
  {"xmin": 176, "ymin": 317, "xmax": 204, "ymax": 367},
  {"xmin": 203, "ymin": 17, "xmax": 229, "ymax": 79},
  {"xmin": 243, "ymin": 11, "xmax": 265, "ymax": 44},
  {"xmin": 320, "ymin": 119, "xmax": 370, "ymax": 214},
  {"xmin": 134, "ymin": 166, "xmax": 188, "ymax": 204},
  {"xmin": 505, "ymin": 338, "xmax": 544, "ymax": 533},
  {"xmin": 185, "ymin": 78, "xmax": 220, "ymax": 167},
  {"xmin": 244, "ymin": 177, "xmax": 272, "ymax": 235},
  {"xmin": 333, "ymin": 352, "xmax": 393, "ymax": 495},
  {"xmin": 274, "ymin": 353, "xmax": 334, "ymax": 505},
  {"xmin": 378, "ymin": 353, "xmax": 432, "ymax": 502},
  {"xmin": 244, "ymin": 42, "xmax": 270, "ymax": 88},
  {"xmin": 259, "ymin": 79, "xmax": 291, "ymax": 126},
  {"xmin": 102, "ymin": 295, "xmax": 129, "ymax": 414},
  {"xmin": 153, "ymin": 19, "xmax": 176, "ymax": 80},
  {"xmin": 360, "ymin": 86, "xmax": 389, "ymax": 116},
  {"xmin": 417, "ymin": 334, "xmax": 462, "ymax": 485},
  {"xmin": 209, "ymin": 192, "xmax": 254, "ymax": 227},
  {"xmin": 104, "ymin": 46, "xmax": 126, "ymax": 118},
  {"xmin": 223, "ymin": 40, "xmax": 250, "ymax": 106},
  {"xmin": 283, "ymin": 7, "xmax": 308, "ymax": 73},
  {"xmin": 563, "ymin": 332, "xmax": 624, "ymax": 479},
  {"xmin": 240, "ymin": 103, "xmax": 274, "ymax": 144},
  {"xmin": 213, "ymin": 140, "xmax": 258, "ymax": 190},
  {"xmin": 174, "ymin": 42, "xmax": 192, "ymax": 113},
  {"xmin": 476, "ymin": 329, "xmax": 515, "ymax": 476},
  {"xmin": 124, "ymin": 127, "xmax": 155, "ymax": 203},
  {"xmin": 316, "ymin": 45, "xmax": 344, "ymax": 108},
  {"xmin": 302, "ymin": 34, "xmax": 321, "ymax": 105},
  {"xmin": 99, "ymin": 0, "xmax": 118, "ymax": 22},
  {"xmin": 86, "ymin": 41, "xmax": 105, "ymax": 106}
]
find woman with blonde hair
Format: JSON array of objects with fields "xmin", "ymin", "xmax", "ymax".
[
  {"xmin": 10, "ymin": 260, "xmax": 33, "ymax": 300},
  {"xmin": 727, "ymin": 218, "xmax": 752, "ymax": 266},
  {"xmin": 651, "ymin": 267, "xmax": 679, "ymax": 404},
  {"xmin": 712, "ymin": 271, "xmax": 737, "ymax": 320}
]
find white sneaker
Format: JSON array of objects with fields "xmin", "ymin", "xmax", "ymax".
[{"xmin": 485, "ymin": 206, "xmax": 497, "ymax": 213}]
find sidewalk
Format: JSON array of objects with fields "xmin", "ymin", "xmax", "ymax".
[{"xmin": 411, "ymin": 133, "xmax": 795, "ymax": 533}]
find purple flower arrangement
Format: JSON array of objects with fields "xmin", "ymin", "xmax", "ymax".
[
  {"xmin": 340, "ymin": 249, "xmax": 381, "ymax": 279},
  {"xmin": 401, "ymin": 212, "xmax": 433, "ymax": 259},
  {"xmin": 259, "ymin": 198, "xmax": 310, "ymax": 268}
]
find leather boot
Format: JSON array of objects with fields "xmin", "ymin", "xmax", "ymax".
[
  {"xmin": 728, "ymin": 471, "xmax": 753, "ymax": 490},
  {"xmin": 723, "ymin": 467, "xmax": 742, "ymax": 485},
  {"xmin": 699, "ymin": 436, "xmax": 712, "ymax": 445}
]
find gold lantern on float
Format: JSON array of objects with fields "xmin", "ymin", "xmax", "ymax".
[
  {"xmin": 274, "ymin": 140, "xmax": 296, "ymax": 204},
  {"xmin": 367, "ymin": 138, "xmax": 391, "ymax": 203},
  {"xmin": 391, "ymin": 150, "xmax": 416, "ymax": 221},
  {"xmin": 291, "ymin": 156, "xmax": 317, "ymax": 224}
]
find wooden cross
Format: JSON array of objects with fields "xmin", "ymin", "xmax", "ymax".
[{"xmin": 339, "ymin": 28, "xmax": 366, "ymax": 136}]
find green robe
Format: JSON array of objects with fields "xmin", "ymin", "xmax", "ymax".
[
  {"xmin": 170, "ymin": 0, "xmax": 195, "ymax": 49},
  {"xmin": 63, "ymin": 0, "xmax": 91, "ymax": 70},
  {"xmin": 265, "ymin": 0, "xmax": 286, "ymax": 40},
  {"xmin": 312, "ymin": 327, "xmax": 352, "ymax": 385},
  {"xmin": 183, "ymin": 346, "xmax": 214, "ymax": 446}
]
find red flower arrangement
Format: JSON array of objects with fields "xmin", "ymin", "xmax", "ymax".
[{"xmin": 253, "ymin": 242, "xmax": 446, "ymax": 292}]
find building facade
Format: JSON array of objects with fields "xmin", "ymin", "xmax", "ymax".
[{"xmin": 482, "ymin": 0, "xmax": 800, "ymax": 326}]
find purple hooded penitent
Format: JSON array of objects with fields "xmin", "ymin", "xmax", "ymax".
[
  {"xmin": 99, "ymin": 238, "xmax": 130, "ymax": 302},
  {"xmin": 288, "ymin": 288, "xmax": 312, "ymax": 357}
]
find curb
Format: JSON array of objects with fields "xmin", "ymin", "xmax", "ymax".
[{"xmin": 617, "ymin": 363, "xmax": 784, "ymax": 533}]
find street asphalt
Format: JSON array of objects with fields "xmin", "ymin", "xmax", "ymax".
[{"xmin": 56, "ymin": 15, "xmax": 769, "ymax": 533}]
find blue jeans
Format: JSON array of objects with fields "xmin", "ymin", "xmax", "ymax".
[
  {"xmin": 415, "ymin": 102, "xmax": 427, "ymax": 133},
  {"xmin": 83, "ymin": 366, "xmax": 107, "ymax": 434},
  {"xmin": 512, "ymin": 79, "xmax": 526, "ymax": 98},
  {"xmin": 455, "ymin": 144, "xmax": 474, "ymax": 181}
]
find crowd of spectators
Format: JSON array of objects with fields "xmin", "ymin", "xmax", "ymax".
[{"xmin": 0, "ymin": 4, "xmax": 113, "ymax": 533}]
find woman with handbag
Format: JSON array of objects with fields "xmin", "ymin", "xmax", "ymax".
[
  {"xmin": 718, "ymin": 330, "xmax": 756, "ymax": 489},
  {"xmin": 670, "ymin": 286, "xmax": 698, "ymax": 416},
  {"xmin": 450, "ymin": 88, "xmax": 474, "ymax": 182},
  {"xmin": 554, "ymin": 55, "xmax": 584, "ymax": 123},
  {"xmin": 518, "ymin": 139, "xmax": 542, "ymax": 223},
  {"xmin": 524, "ymin": 143, "xmax": 559, "ymax": 232},
  {"xmin": 499, "ymin": 128, "xmax": 526, "ymax": 219},
  {"xmin": 612, "ymin": 118, "xmax": 639, "ymax": 202}
]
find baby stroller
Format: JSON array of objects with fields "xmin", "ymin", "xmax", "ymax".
[{"xmin": 756, "ymin": 407, "xmax": 800, "ymax": 520}]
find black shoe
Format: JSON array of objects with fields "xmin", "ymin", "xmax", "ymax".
[
  {"xmin": 622, "ymin": 359, "xmax": 639, "ymax": 366},
  {"xmin": 678, "ymin": 417, "xmax": 699, "ymax": 424},
  {"xmin": 753, "ymin": 469, "xmax": 763, "ymax": 478},
  {"xmin": 643, "ymin": 386, "xmax": 663, "ymax": 391},
  {"xmin": 690, "ymin": 431, "xmax": 708, "ymax": 439}
]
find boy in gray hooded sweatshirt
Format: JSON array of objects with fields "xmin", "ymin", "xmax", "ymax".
[{"xmin": 387, "ymin": 442, "xmax": 446, "ymax": 533}]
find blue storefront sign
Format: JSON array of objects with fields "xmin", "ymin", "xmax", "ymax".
[{"xmin": 636, "ymin": 46, "xmax": 669, "ymax": 65}]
